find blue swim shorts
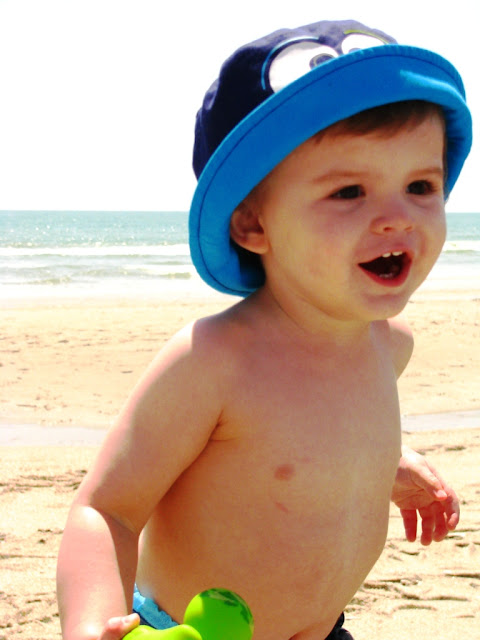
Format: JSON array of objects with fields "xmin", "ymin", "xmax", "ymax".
[{"xmin": 132, "ymin": 585, "xmax": 178, "ymax": 629}]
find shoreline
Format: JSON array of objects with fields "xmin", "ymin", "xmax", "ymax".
[
  {"xmin": 0, "ymin": 409, "xmax": 479, "ymax": 447},
  {"xmin": 1, "ymin": 278, "xmax": 479, "ymax": 305},
  {"xmin": 0, "ymin": 275, "xmax": 478, "ymax": 310}
]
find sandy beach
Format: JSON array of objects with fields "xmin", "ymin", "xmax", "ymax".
[{"xmin": 1, "ymin": 289, "xmax": 479, "ymax": 639}]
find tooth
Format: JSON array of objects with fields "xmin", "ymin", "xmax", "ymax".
[
  {"xmin": 392, "ymin": 251, "xmax": 403, "ymax": 256},
  {"xmin": 382, "ymin": 252, "xmax": 392, "ymax": 258}
]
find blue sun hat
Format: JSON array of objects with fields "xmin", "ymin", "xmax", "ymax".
[{"xmin": 189, "ymin": 19, "xmax": 472, "ymax": 296}]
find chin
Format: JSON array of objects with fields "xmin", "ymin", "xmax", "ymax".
[{"xmin": 362, "ymin": 292, "xmax": 412, "ymax": 321}]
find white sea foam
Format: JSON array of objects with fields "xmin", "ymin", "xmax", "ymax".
[
  {"xmin": 442, "ymin": 240, "xmax": 480, "ymax": 253},
  {"xmin": 0, "ymin": 243, "xmax": 191, "ymax": 257}
]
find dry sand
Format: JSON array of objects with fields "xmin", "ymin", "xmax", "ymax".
[{"xmin": 0, "ymin": 290, "xmax": 479, "ymax": 639}]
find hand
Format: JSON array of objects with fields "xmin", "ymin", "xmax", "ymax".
[
  {"xmin": 98, "ymin": 613, "xmax": 140, "ymax": 640},
  {"xmin": 391, "ymin": 446, "xmax": 460, "ymax": 545}
]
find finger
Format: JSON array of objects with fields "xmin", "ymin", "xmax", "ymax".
[
  {"xmin": 444, "ymin": 489, "xmax": 461, "ymax": 530},
  {"xmin": 447, "ymin": 507, "xmax": 460, "ymax": 530},
  {"xmin": 418, "ymin": 508, "xmax": 436, "ymax": 546},
  {"xmin": 432, "ymin": 492, "xmax": 460, "ymax": 537},
  {"xmin": 432, "ymin": 504, "xmax": 449, "ymax": 542},
  {"xmin": 400, "ymin": 508, "xmax": 418, "ymax": 542},
  {"xmin": 100, "ymin": 614, "xmax": 140, "ymax": 640}
]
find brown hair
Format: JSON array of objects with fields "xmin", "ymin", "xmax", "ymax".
[
  {"xmin": 314, "ymin": 100, "xmax": 445, "ymax": 142},
  {"xmin": 243, "ymin": 100, "xmax": 447, "ymax": 207},
  {"xmin": 318, "ymin": 100, "xmax": 448, "ymax": 186}
]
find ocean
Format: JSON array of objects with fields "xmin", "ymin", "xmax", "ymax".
[{"xmin": 1, "ymin": 210, "xmax": 479, "ymax": 302}]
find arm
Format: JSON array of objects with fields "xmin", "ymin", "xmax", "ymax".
[
  {"xmin": 56, "ymin": 503, "xmax": 140, "ymax": 640},
  {"xmin": 57, "ymin": 320, "xmax": 225, "ymax": 640},
  {"xmin": 387, "ymin": 316, "xmax": 460, "ymax": 544}
]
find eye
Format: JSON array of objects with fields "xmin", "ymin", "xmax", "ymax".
[
  {"xmin": 309, "ymin": 51, "xmax": 337, "ymax": 68},
  {"xmin": 407, "ymin": 180, "xmax": 436, "ymax": 195},
  {"xmin": 341, "ymin": 33, "xmax": 388, "ymax": 54},
  {"xmin": 266, "ymin": 41, "xmax": 338, "ymax": 92},
  {"xmin": 330, "ymin": 185, "xmax": 364, "ymax": 199}
]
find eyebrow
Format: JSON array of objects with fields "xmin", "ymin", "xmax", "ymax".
[
  {"xmin": 311, "ymin": 166, "xmax": 445, "ymax": 184},
  {"xmin": 310, "ymin": 170, "xmax": 368, "ymax": 184},
  {"xmin": 417, "ymin": 166, "xmax": 445, "ymax": 178}
]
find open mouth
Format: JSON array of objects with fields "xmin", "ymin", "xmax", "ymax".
[{"xmin": 359, "ymin": 251, "xmax": 411, "ymax": 282}]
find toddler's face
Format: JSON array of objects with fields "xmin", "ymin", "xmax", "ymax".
[{"xmin": 247, "ymin": 114, "xmax": 446, "ymax": 321}]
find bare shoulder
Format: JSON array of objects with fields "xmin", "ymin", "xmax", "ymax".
[
  {"xmin": 385, "ymin": 314, "xmax": 414, "ymax": 378},
  {"xmin": 126, "ymin": 304, "xmax": 247, "ymax": 428},
  {"xmin": 162, "ymin": 300, "xmax": 250, "ymax": 368},
  {"xmin": 75, "ymin": 304, "xmax": 246, "ymax": 529}
]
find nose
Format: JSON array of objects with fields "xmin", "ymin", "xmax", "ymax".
[{"xmin": 370, "ymin": 205, "xmax": 415, "ymax": 235}]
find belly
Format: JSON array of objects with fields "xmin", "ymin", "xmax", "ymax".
[{"xmin": 137, "ymin": 428, "xmax": 399, "ymax": 640}]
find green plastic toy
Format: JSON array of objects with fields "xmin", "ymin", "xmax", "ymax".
[
  {"xmin": 125, "ymin": 588, "xmax": 254, "ymax": 640},
  {"xmin": 124, "ymin": 626, "xmax": 201, "ymax": 640}
]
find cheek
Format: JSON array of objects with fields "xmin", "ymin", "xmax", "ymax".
[
  {"xmin": 312, "ymin": 217, "xmax": 354, "ymax": 258},
  {"xmin": 440, "ymin": 211, "xmax": 447, "ymax": 241},
  {"xmin": 303, "ymin": 227, "xmax": 351, "ymax": 279},
  {"xmin": 417, "ymin": 208, "xmax": 447, "ymax": 276},
  {"xmin": 430, "ymin": 210, "xmax": 447, "ymax": 256}
]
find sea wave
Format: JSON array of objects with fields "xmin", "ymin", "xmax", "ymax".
[
  {"xmin": 1, "ymin": 239, "xmax": 478, "ymax": 258},
  {"xmin": 16, "ymin": 270, "xmax": 195, "ymax": 286},
  {"xmin": 0, "ymin": 243, "xmax": 191, "ymax": 257},
  {"xmin": 442, "ymin": 240, "xmax": 480, "ymax": 254}
]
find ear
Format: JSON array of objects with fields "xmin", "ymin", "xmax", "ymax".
[{"xmin": 230, "ymin": 201, "xmax": 269, "ymax": 255}]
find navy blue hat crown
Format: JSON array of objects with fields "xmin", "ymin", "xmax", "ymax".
[{"xmin": 193, "ymin": 20, "xmax": 396, "ymax": 178}]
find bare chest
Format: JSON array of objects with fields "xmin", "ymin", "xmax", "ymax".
[
  {"xmin": 142, "ymin": 338, "xmax": 402, "ymax": 639},
  {"xmin": 227, "ymin": 341, "xmax": 401, "ymax": 466},
  {"xmin": 190, "ymin": 342, "xmax": 403, "ymax": 537}
]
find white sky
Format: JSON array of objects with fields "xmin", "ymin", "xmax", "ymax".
[{"xmin": 0, "ymin": 0, "xmax": 478, "ymax": 213}]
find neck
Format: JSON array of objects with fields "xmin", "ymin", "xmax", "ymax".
[{"xmin": 248, "ymin": 286, "xmax": 374, "ymax": 350}]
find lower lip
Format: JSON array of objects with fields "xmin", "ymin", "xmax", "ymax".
[{"xmin": 359, "ymin": 260, "xmax": 411, "ymax": 288}]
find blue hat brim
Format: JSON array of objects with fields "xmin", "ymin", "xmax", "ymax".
[{"xmin": 189, "ymin": 44, "xmax": 472, "ymax": 296}]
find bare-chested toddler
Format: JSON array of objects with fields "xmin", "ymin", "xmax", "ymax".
[{"xmin": 56, "ymin": 18, "xmax": 472, "ymax": 640}]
